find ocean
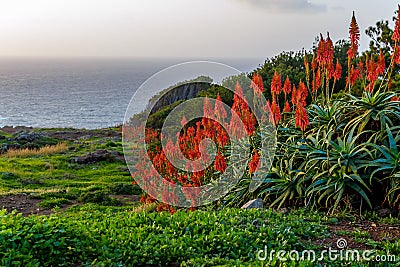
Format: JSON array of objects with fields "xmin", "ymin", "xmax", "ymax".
[{"xmin": 0, "ymin": 58, "xmax": 262, "ymax": 129}]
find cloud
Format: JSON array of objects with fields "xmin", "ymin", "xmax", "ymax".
[{"xmin": 234, "ymin": 0, "xmax": 327, "ymax": 14}]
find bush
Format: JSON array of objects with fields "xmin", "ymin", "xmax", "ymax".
[
  {"xmin": 78, "ymin": 191, "xmax": 121, "ymax": 206},
  {"xmin": 38, "ymin": 198, "xmax": 71, "ymax": 209}
]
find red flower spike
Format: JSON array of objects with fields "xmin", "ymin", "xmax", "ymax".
[
  {"xmin": 203, "ymin": 96, "xmax": 213, "ymax": 119},
  {"xmin": 295, "ymin": 105, "xmax": 310, "ymax": 132},
  {"xmin": 311, "ymin": 56, "xmax": 317, "ymax": 71},
  {"xmin": 347, "ymin": 66, "xmax": 361, "ymax": 86},
  {"xmin": 271, "ymin": 71, "xmax": 282, "ymax": 95},
  {"xmin": 249, "ymin": 149, "xmax": 260, "ymax": 174},
  {"xmin": 283, "ymin": 100, "xmax": 291, "ymax": 113},
  {"xmin": 325, "ymin": 32, "xmax": 334, "ymax": 64},
  {"xmin": 366, "ymin": 54, "xmax": 379, "ymax": 84},
  {"xmin": 214, "ymin": 150, "xmax": 227, "ymax": 173},
  {"xmin": 250, "ymin": 73, "xmax": 264, "ymax": 94},
  {"xmin": 313, "ymin": 69, "xmax": 322, "ymax": 93},
  {"xmin": 317, "ymin": 34, "xmax": 326, "ymax": 65},
  {"xmin": 214, "ymin": 94, "xmax": 227, "ymax": 120},
  {"xmin": 334, "ymin": 60, "xmax": 342, "ymax": 81},
  {"xmin": 283, "ymin": 76, "xmax": 292, "ymax": 95},
  {"xmin": 327, "ymin": 61, "xmax": 335, "ymax": 80},
  {"xmin": 181, "ymin": 116, "xmax": 187, "ymax": 127},
  {"xmin": 271, "ymin": 100, "xmax": 281, "ymax": 124},
  {"xmin": 296, "ymin": 81, "xmax": 308, "ymax": 107},
  {"xmin": 392, "ymin": 5, "xmax": 400, "ymax": 42},
  {"xmin": 234, "ymin": 81, "xmax": 244, "ymax": 98},
  {"xmin": 395, "ymin": 46, "xmax": 400, "ymax": 65},
  {"xmin": 348, "ymin": 11, "xmax": 360, "ymax": 59},
  {"xmin": 291, "ymin": 85, "xmax": 297, "ymax": 106}
]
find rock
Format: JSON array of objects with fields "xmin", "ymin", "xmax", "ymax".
[
  {"xmin": 71, "ymin": 149, "xmax": 123, "ymax": 164},
  {"xmin": 15, "ymin": 131, "xmax": 42, "ymax": 142},
  {"xmin": 1, "ymin": 143, "xmax": 7, "ymax": 153},
  {"xmin": 149, "ymin": 81, "xmax": 211, "ymax": 114},
  {"xmin": 241, "ymin": 198, "xmax": 263, "ymax": 209},
  {"xmin": 1, "ymin": 143, "xmax": 21, "ymax": 153},
  {"xmin": 377, "ymin": 208, "xmax": 392, "ymax": 217}
]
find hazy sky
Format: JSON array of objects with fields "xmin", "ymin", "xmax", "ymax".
[{"xmin": 0, "ymin": 0, "xmax": 397, "ymax": 59}]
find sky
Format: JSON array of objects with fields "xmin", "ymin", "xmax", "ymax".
[{"xmin": 0, "ymin": 0, "xmax": 397, "ymax": 60}]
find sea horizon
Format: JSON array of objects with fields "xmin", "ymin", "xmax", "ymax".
[{"xmin": 0, "ymin": 57, "xmax": 263, "ymax": 129}]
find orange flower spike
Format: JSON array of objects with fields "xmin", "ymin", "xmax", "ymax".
[
  {"xmin": 214, "ymin": 150, "xmax": 227, "ymax": 173},
  {"xmin": 181, "ymin": 116, "xmax": 187, "ymax": 127},
  {"xmin": 313, "ymin": 69, "xmax": 322, "ymax": 93},
  {"xmin": 271, "ymin": 71, "xmax": 282, "ymax": 95},
  {"xmin": 334, "ymin": 59, "xmax": 342, "ymax": 81},
  {"xmin": 348, "ymin": 11, "xmax": 360, "ymax": 59},
  {"xmin": 283, "ymin": 100, "xmax": 291, "ymax": 113},
  {"xmin": 327, "ymin": 61, "xmax": 335, "ymax": 80},
  {"xmin": 395, "ymin": 46, "xmax": 400, "ymax": 65},
  {"xmin": 317, "ymin": 34, "xmax": 326, "ymax": 65},
  {"xmin": 249, "ymin": 149, "xmax": 260, "ymax": 174},
  {"xmin": 234, "ymin": 81, "xmax": 244, "ymax": 98},
  {"xmin": 283, "ymin": 76, "xmax": 292, "ymax": 95},
  {"xmin": 295, "ymin": 105, "xmax": 310, "ymax": 132},
  {"xmin": 323, "ymin": 32, "xmax": 334, "ymax": 65},
  {"xmin": 297, "ymin": 81, "xmax": 308, "ymax": 107},
  {"xmin": 271, "ymin": 100, "xmax": 281, "ymax": 124},
  {"xmin": 311, "ymin": 55, "xmax": 317, "ymax": 71},
  {"xmin": 291, "ymin": 85, "xmax": 297, "ymax": 106},
  {"xmin": 214, "ymin": 93, "xmax": 227, "ymax": 120},
  {"xmin": 250, "ymin": 73, "xmax": 264, "ymax": 94},
  {"xmin": 203, "ymin": 96, "xmax": 213, "ymax": 119},
  {"xmin": 392, "ymin": 5, "xmax": 400, "ymax": 42}
]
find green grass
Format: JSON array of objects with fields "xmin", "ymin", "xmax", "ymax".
[{"xmin": 0, "ymin": 129, "xmax": 138, "ymax": 205}]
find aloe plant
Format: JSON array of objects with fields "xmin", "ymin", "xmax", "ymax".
[
  {"xmin": 305, "ymin": 126, "xmax": 372, "ymax": 211},
  {"xmin": 368, "ymin": 125, "xmax": 400, "ymax": 207}
]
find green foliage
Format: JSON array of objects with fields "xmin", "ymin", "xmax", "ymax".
[
  {"xmin": 108, "ymin": 183, "xmax": 141, "ymax": 195},
  {"xmin": 0, "ymin": 207, "xmax": 330, "ymax": 266},
  {"xmin": 78, "ymin": 191, "xmax": 121, "ymax": 206},
  {"xmin": 254, "ymin": 50, "xmax": 306, "ymax": 102},
  {"xmin": 145, "ymin": 100, "xmax": 182, "ymax": 129},
  {"xmin": 38, "ymin": 198, "xmax": 71, "ymax": 209},
  {"xmin": 197, "ymin": 84, "xmax": 234, "ymax": 106}
]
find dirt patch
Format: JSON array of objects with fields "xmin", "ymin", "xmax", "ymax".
[
  {"xmin": 0, "ymin": 194, "xmax": 140, "ymax": 216},
  {"xmin": 0, "ymin": 194, "xmax": 73, "ymax": 216},
  {"xmin": 0, "ymin": 126, "xmax": 34, "ymax": 135},
  {"xmin": 311, "ymin": 221, "xmax": 400, "ymax": 250}
]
